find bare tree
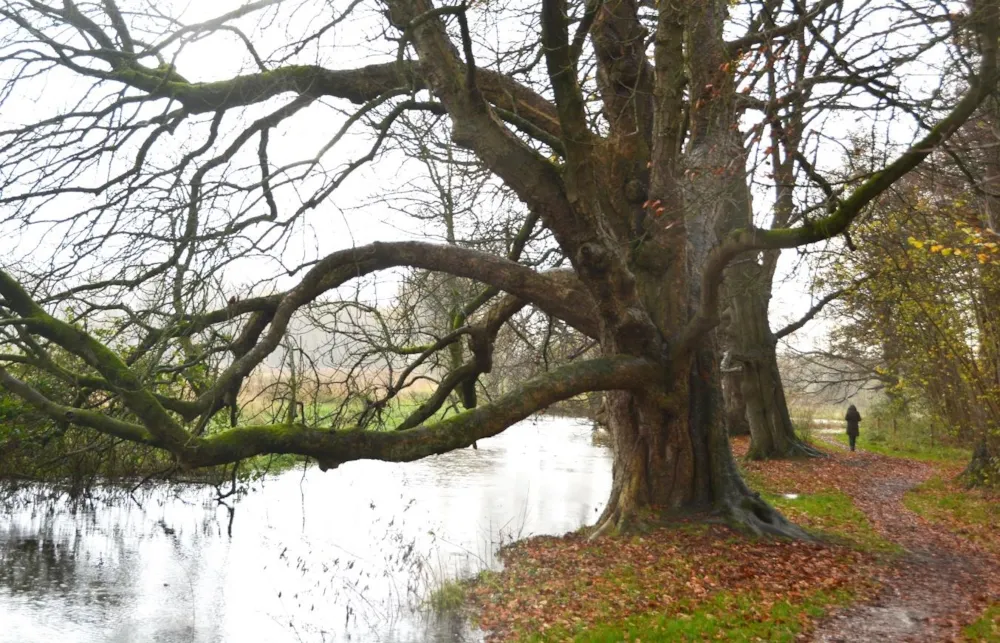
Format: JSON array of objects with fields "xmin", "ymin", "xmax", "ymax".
[{"xmin": 0, "ymin": 0, "xmax": 995, "ymax": 536}]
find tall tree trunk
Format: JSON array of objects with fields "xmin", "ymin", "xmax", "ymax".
[
  {"xmin": 728, "ymin": 270, "xmax": 822, "ymax": 459},
  {"xmin": 722, "ymin": 368, "xmax": 751, "ymax": 436},
  {"xmin": 590, "ymin": 229, "xmax": 803, "ymax": 537},
  {"xmin": 961, "ymin": 440, "xmax": 998, "ymax": 487},
  {"xmin": 967, "ymin": 95, "xmax": 1000, "ymax": 486}
]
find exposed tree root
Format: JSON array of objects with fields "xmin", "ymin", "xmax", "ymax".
[
  {"xmin": 746, "ymin": 436, "xmax": 827, "ymax": 461},
  {"xmin": 590, "ymin": 493, "xmax": 810, "ymax": 541},
  {"xmin": 721, "ymin": 492, "xmax": 812, "ymax": 539}
]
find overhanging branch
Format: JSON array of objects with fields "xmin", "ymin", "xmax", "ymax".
[{"xmin": 184, "ymin": 355, "xmax": 659, "ymax": 468}]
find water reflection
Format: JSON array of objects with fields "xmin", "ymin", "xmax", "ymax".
[{"xmin": 0, "ymin": 416, "xmax": 611, "ymax": 643}]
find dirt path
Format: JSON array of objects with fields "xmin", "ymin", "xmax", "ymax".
[{"xmin": 810, "ymin": 437, "xmax": 999, "ymax": 642}]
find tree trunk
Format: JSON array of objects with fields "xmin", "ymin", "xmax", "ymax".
[
  {"xmin": 961, "ymin": 440, "xmax": 998, "ymax": 487},
  {"xmin": 593, "ymin": 348, "xmax": 806, "ymax": 538},
  {"xmin": 728, "ymin": 269, "xmax": 822, "ymax": 459},
  {"xmin": 722, "ymin": 369, "xmax": 751, "ymax": 436},
  {"xmin": 587, "ymin": 0, "xmax": 806, "ymax": 536}
]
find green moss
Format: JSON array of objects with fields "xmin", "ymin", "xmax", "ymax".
[
  {"xmin": 964, "ymin": 604, "xmax": 1000, "ymax": 641},
  {"xmin": 517, "ymin": 589, "xmax": 855, "ymax": 642}
]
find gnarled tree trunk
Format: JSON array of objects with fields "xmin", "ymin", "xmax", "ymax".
[{"xmin": 594, "ymin": 350, "xmax": 803, "ymax": 538}]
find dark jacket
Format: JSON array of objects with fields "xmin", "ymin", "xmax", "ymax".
[{"xmin": 845, "ymin": 407, "xmax": 862, "ymax": 436}]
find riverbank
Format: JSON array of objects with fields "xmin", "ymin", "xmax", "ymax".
[{"xmin": 460, "ymin": 436, "xmax": 999, "ymax": 642}]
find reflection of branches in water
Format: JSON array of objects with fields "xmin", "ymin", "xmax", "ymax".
[{"xmin": 0, "ymin": 495, "xmax": 134, "ymax": 608}]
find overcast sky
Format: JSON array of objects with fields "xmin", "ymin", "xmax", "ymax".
[{"xmin": 0, "ymin": 0, "xmax": 952, "ymax": 354}]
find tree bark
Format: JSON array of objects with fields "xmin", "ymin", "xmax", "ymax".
[
  {"xmin": 728, "ymin": 272, "xmax": 822, "ymax": 459},
  {"xmin": 593, "ymin": 350, "xmax": 806, "ymax": 538},
  {"xmin": 961, "ymin": 440, "xmax": 998, "ymax": 487},
  {"xmin": 722, "ymin": 369, "xmax": 751, "ymax": 436}
]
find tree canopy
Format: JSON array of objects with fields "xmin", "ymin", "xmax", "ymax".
[{"xmin": 0, "ymin": 0, "xmax": 996, "ymax": 533}]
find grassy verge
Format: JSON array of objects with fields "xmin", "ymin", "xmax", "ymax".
[
  {"xmin": 763, "ymin": 490, "xmax": 901, "ymax": 553},
  {"xmin": 517, "ymin": 588, "xmax": 856, "ymax": 642},
  {"xmin": 737, "ymin": 443, "xmax": 898, "ymax": 554},
  {"xmin": 428, "ymin": 578, "xmax": 468, "ymax": 613},
  {"xmin": 964, "ymin": 604, "xmax": 1000, "ymax": 641},
  {"xmin": 904, "ymin": 476, "xmax": 1000, "ymax": 554},
  {"xmin": 830, "ymin": 433, "xmax": 970, "ymax": 463}
]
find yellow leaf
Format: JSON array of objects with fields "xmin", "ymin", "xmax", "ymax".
[
  {"xmin": 930, "ymin": 244, "xmax": 943, "ymax": 253},
  {"xmin": 941, "ymin": 248, "xmax": 954, "ymax": 256},
  {"xmin": 978, "ymin": 253, "xmax": 989, "ymax": 264},
  {"xmin": 907, "ymin": 236, "xmax": 925, "ymax": 249}
]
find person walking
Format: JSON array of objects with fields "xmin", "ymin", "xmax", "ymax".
[{"xmin": 845, "ymin": 404, "xmax": 862, "ymax": 452}]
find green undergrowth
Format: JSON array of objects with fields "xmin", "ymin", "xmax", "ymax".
[
  {"xmin": 964, "ymin": 604, "xmax": 1000, "ymax": 641},
  {"xmin": 763, "ymin": 490, "xmax": 901, "ymax": 554},
  {"xmin": 904, "ymin": 476, "xmax": 1000, "ymax": 554},
  {"xmin": 830, "ymin": 433, "xmax": 970, "ymax": 463},
  {"xmin": 428, "ymin": 578, "xmax": 468, "ymax": 613},
  {"xmin": 515, "ymin": 588, "xmax": 855, "ymax": 642}
]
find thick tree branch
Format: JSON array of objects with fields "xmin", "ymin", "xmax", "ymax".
[
  {"xmin": 193, "ymin": 241, "xmax": 598, "ymax": 413},
  {"xmin": 183, "ymin": 356, "xmax": 659, "ymax": 468},
  {"xmin": 0, "ymin": 366, "xmax": 159, "ymax": 446},
  {"xmin": 0, "ymin": 271, "xmax": 191, "ymax": 449}
]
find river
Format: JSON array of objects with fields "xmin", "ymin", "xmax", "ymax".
[{"xmin": 0, "ymin": 416, "xmax": 611, "ymax": 642}]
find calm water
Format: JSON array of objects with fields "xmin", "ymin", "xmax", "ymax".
[{"xmin": 0, "ymin": 416, "xmax": 612, "ymax": 642}]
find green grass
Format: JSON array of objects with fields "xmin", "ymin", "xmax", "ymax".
[
  {"xmin": 904, "ymin": 475, "xmax": 999, "ymax": 553},
  {"xmin": 427, "ymin": 578, "xmax": 467, "ymax": 613},
  {"xmin": 763, "ymin": 490, "xmax": 901, "ymax": 553},
  {"xmin": 964, "ymin": 604, "xmax": 1000, "ymax": 641},
  {"xmin": 240, "ymin": 393, "xmax": 454, "ymax": 431},
  {"xmin": 517, "ymin": 589, "xmax": 855, "ymax": 642},
  {"xmin": 307, "ymin": 394, "xmax": 453, "ymax": 429},
  {"xmin": 739, "ymin": 465, "xmax": 897, "ymax": 553},
  {"xmin": 831, "ymin": 433, "xmax": 970, "ymax": 463},
  {"xmin": 904, "ymin": 476, "xmax": 996, "ymax": 525}
]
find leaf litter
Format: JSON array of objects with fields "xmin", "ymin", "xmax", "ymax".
[{"xmin": 465, "ymin": 436, "xmax": 998, "ymax": 641}]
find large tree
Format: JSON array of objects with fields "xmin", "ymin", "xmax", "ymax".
[{"xmin": 0, "ymin": 0, "xmax": 995, "ymax": 536}]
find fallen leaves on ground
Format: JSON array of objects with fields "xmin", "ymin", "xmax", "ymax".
[
  {"xmin": 467, "ymin": 523, "xmax": 879, "ymax": 641},
  {"xmin": 904, "ymin": 474, "xmax": 1000, "ymax": 555},
  {"xmin": 741, "ymin": 434, "xmax": 999, "ymax": 642},
  {"xmin": 467, "ymin": 435, "xmax": 1000, "ymax": 641}
]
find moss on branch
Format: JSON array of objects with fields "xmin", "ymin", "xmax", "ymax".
[{"xmin": 184, "ymin": 356, "xmax": 659, "ymax": 468}]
